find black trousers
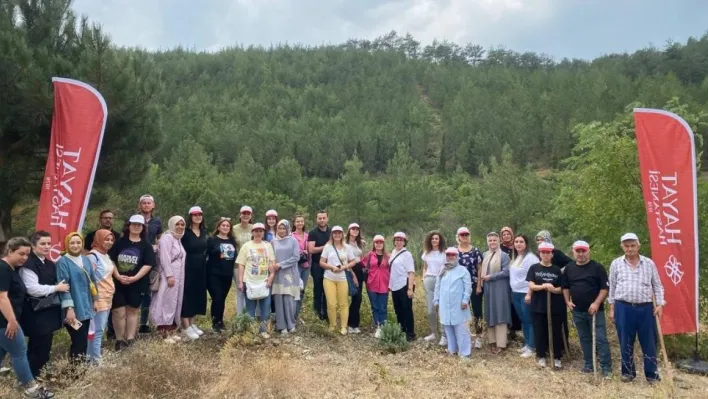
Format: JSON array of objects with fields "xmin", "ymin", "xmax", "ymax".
[
  {"xmin": 66, "ymin": 320, "xmax": 90, "ymax": 362},
  {"xmin": 208, "ymin": 274, "xmax": 232, "ymax": 325},
  {"xmin": 348, "ymin": 264, "xmax": 365, "ymax": 328},
  {"xmin": 27, "ymin": 333, "xmax": 54, "ymax": 378},
  {"xmin": 532, "ymin": 312, "xmax": 564, "ymax": 360},
  {"xmin": 391, "ymin": 286, "xmax": 415, "ymax": 340},
  {"xmin": 311, "ymin": 264, "xmax": 328, "ymax": 320}
]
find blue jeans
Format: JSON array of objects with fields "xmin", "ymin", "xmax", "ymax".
[
  {"xmin": 245, "ymin": 295, "xmax": 272, "ymax": 333},
  {"xmin": 615, "ymin": 301, "xmax": 659, "ymax": 380},
  {"xmin": 368, "ymin": 291, "xmax": 389, "ymax": 327},
  {"xmin": 295, "ymin": 266, "xmax": 310, "ymax": 319},
  {"xmin": 0, "ymin": 326, "xmax": 34, "ymax": 385},
  {"xmin": 511, "ymin": 292, "xmax": 535, "ymax": 350},
  {"xmin": 573, "ymin": 310, "xmax": 612, "ymax": 373},
  {"xmin": 88, "ymin": 310, "xmax": 110, "ymax": 362}
]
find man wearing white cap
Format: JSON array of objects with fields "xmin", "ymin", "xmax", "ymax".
[
  {"xmin": 562, "ymin": 240, "xmax": 612, "ymax": 377},
  {"xmin": 137, "ymin": 194, "xmax": 162, "ymax": 334},
  {"xmin": 608, "ymin": 233, "xmax": 665, "ymax": 383}
]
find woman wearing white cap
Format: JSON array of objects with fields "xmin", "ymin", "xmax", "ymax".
[
  {"xmin": 346, "ymin": 223, "xmax": 365, "ymax": 334},
  {"xmin": 389, "ymin": 232, "xmax": 416, "ymax": 341},
  {"xmin": 264, "ymin": 210, "xmax": 278, "ymax": 243},
  {"xmin": 180, "ymin": 206, "xmax": 208, "ymax": 337},
  {"xmin": 109, "ymin": 215, "xmax": 156, "ymax": 350},
  {"xmin": 455, "ymin": 227, "xmax": 484, "ymax": 348},
  {"xmin": 478, "ymin": 232, "xmax": 511, "ymax": 354},
  {"xmin": 236, "ymin": 223, "xmax": 276, "ymax": 338},
  {"xmin": 363, "ymin": 235, "xmax": 390, "ymax": 338},
  {"xmin": 434, "ymin": 247, "xmax": 472, "ymax": 358},
  {"xmin": 422, "ymin": 231, "xmax": 447, "ymax": 345},
  {"xmin": 232, "ymin": 205, "xmax": 254, "ymax": 314},
  {"xmin": 320, "ymin": 226, "xmax": 356, "ymax": 335}
]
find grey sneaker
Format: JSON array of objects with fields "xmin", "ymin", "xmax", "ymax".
[{"xmin": 24, "ymin": 385, "xmax": 55, "ymax": 399}]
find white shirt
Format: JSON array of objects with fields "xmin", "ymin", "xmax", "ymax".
[
  {"xmin": 422, "ymin": 250, "xmax": 445, "ymax": 277},
  {"xmin": 321, "ymin": 243, "xmax": 354, "ymax": 282},
  {"xmin": 389, "ymin": 248, "xmax": 415, "ymax": 291},
  {"xmin": 509, "ymin": 252, "xmax": 540, "ymax": 293},
  {"xmin": 20, "ymin": 267, "xmax": 57, "ymax": 297},
  {"xmin": 608, "ymin": 255, "xmax": 665, "ymax": 305}
]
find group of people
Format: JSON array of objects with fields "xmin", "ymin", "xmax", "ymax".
[{"xmin": 0, "ymin": 196, "xmax": 667, "ymax": 398}]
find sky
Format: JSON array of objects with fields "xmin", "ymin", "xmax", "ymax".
[{"xmin": 71, "ymin": 0, "xmax": 708, "ymax": 60}]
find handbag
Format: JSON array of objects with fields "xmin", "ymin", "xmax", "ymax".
[
  {"xmin": 332, "ymin": 245, "xmax": 358, "ymax": 296},
  {"xmin": 246, "ymin": 280, "xmax": 270, "ymax": 300},
  {"xmin": 29, "ymin": 293, "xmax": 61, "ymax": 312},
  {"xmin": 298, "ymin": 252, "xmax": 309, "ymax": 266}
]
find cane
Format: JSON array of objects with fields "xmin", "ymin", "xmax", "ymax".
[
  {"xmin": 592, "ymin": 313, "xmax": 598, "ymax": 381},
  {"xmin": 653, "ymin": 298, "xmax": 674, "ymax": 390},
  {"xmin": 547, "ymin": 291, "xmax": 554, "ymax": 365}
]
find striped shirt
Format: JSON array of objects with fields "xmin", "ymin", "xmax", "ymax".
[{"xmin": 608, "ymin": 255, "xmax": 665, "ymax": 305}]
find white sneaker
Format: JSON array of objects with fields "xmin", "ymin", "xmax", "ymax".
[
  {"xmin": 554, "ymin": 359, "xmax": 562, "ymax": 369},
  {"xmin": 374, "ymin": 327, "xmax": 382, "ymax": 339},
  {"xmin": 537, "ymin": 358, "xmax": 547, "ymax": 368},
  {"xmin": 260, "ymin": 332, "xmax": 270, "ymax": 339},
  {"xmin": 183, "ymin": 328, "xmax": 199, "ymax": 341},
  {"xmin": 0, "ymin": 366, "xmax": 10, "ymax": 374},
  {"xmin": 191, "ymin": 325, "xmax": 204, "ymax": 336},
  {"xmin": 474, "ymin": 337, "xmax": 483, "ymax": 349},
  {"xmin": 281, "ymin": 329, "xmax": 289, "ymax": 336},
  {"xmin": 439, "ymin": 336, "xmax": 447, "ymax": 346},
  {"xmin": 348, "ymin": 327, "xmax": 356, "ymax": 334},
  {"xmin": 517, "ymin": 345, "xmax": 529, "ymax": 353},
  {"xmin": 288, "ymin": 328, "xmax": 297, "ymax": 334},
  {"xmin": 352, "ymin": 328, "xmax": 361, "ymax": 334},
  {"xmin": 423, "ymin": 333, "xmax": 437, "ymax": 342},
  {"xmin": 520, "ymin": 348, "xmax": 535, "ymax": 358}
]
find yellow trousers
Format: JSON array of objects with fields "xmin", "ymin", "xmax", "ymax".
[{"xmin": 323, "ymin": 279, "xmax": 349, "ymax": 331}]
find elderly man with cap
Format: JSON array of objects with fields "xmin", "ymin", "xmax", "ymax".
[
  {"xmin": 608, "ymin": 233, "xmax": 665, "ymax": 383},
  {"xmin": 562, "ymin": 240, "xmax": 612, "ymax": 377}
]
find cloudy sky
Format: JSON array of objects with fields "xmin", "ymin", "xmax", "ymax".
[{"xmin": 72, "ymin": 0, "xmax": 708, "ymax": 60}]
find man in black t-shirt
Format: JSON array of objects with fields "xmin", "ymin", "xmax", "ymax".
[
  {"xmin": 307, "ymin": 210, "xmax": 331, "ymax": 321},
  {"xmin": 83, "ymin": 209, "xmax": 120, "ymax": 253},
  {"xmin": 562, "ymin": 240, "xmax": 612, "ymax": 377}
]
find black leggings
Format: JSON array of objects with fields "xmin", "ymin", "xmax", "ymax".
[
  {"xmin": 66, "ymin": 320, "xmax": 90, "ymax": 362},
  {"xmin": 391, "ymin": 286, "xmax": 415, "ymax": 340},
  {"xmin": 208, "ymin": 274, "xmax": 232, "ymax": 325},
  {"xmin": 348, "ymin": 264, "xmax": 365, "ymax": 328}
]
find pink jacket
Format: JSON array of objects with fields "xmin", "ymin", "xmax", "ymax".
[{"xmin": 363, "ymin": 251, "xmax": 390, "ymax": 294}]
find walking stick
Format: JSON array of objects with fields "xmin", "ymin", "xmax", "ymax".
[
  {"xmin": 592, "ymin": 313, "xmax": 598, "ymax": 381},
  {"xmin": 562, "ymin": 316, "xmax": 570, "ymax": 357},
  {"xmin": 547, "ymin": 291, "xmax": 554, "ymax": 365},
  {"xmin": 653, "ymin": 298, "xmax": 674, "ymax": 390}
]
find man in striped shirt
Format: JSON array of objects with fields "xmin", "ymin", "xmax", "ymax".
[{"xmin": 608, "ymin": 233, "xmax": 665, "ymax": 383}]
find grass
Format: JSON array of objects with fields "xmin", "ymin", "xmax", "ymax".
[{"xmin": 1, "ymin": 277, "xmax": 707, "ymax": 398}]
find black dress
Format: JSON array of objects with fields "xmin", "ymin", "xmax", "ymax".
[{"xmin": 181, "ymin": 228, "xmax": 208, "ymax": 318}]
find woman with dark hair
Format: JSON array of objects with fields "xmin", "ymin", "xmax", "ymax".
[
  {"xmin": 206, "ymin": 217, "xmax": 237, "ymax": 333},
  {"xmin": 86, "ymin": 230, "xmax": 118, "ymax": 363},
  {"xmin": 181, "ymin": 206, "xmax": 208, "ymax": 337},
  {"xmin": 292, "ymin": 215, "xmax": 309, "ymax": 320},
  {"xmin": 232, "ymin": 205, "xmax": 254, "ymax": 315},
  {"xmin": 346, "ymin": 223, "xmax": 365, "ymax": 334},
  {"xmin": 19, "ymin": 231, "xmax": 68, "ymax": 378},
  {"xmin": 0, "ymin": 237, "xmax": 55, "ymax": 398},
  {"xmin": 364, "ymin": 235, "xmax": 390, "ymax": 338},
  {"xmin": 110, "ymin": 215, "xmax": 155, "ymax": 350},
  {"xmin": 509, "ymin": 234, "xmax": 539, "ymax": 358},
  {"xmin": 422, "ymin": 231, "xmax": 446, "ymax": 345}
]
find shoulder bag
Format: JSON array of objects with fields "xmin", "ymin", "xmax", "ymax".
[{"xmin": 333, "ymin": 245, "xmax": 358, "ymax": 296}]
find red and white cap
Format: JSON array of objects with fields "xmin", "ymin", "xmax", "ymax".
[
  {"xmin": 348, "ymin": 223, "xmax": 360, "ymax": 230},
  {"xmin": 538, "ymin": 242, "xmax": 555, "ymax": 252},
  {"xmin": 239, "ymin": 205, "xmax": 253, "ymax": 214},
  {"xmin": 456, "ymin": 227, "xmax": 470, "ymax": 236},
  {"xmin": 265, "ymin": 209, "xmax": 278, "ymax": 217},
  {"xmin": 331, "ymin": 225, "xmax": 344, "ymax": 233},
  {"xmin": 393, "ymin": 232, "xmax": 407, "ymax": 240},
  {"xmin": 189, "ymin": 206, "xmax": 203, "ymax": 215},
  {"xmin": 373, "ymin": 235, "xmax": 385, "ymax": 243},
  {"xmin": 445, "ymin": 247, "xmax": 459, "ymax": 255},
  {"xmin": 572, "ymin": 240, "xmax": 590, "ymax": 250},
  {"xmin": 252, "ymin": 223, "xmax": 266, "ymax": 231}
]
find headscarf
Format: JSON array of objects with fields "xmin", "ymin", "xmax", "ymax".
[
  {"xmin": 500, "ymin": 226, "xmax": 514, "ymax": 245},
  {"xmin": 441, "ymin": 252, "xmax": 459, "ymax": 276},
  {"xmin": 536, "ymin": 230, "xmax": 553, "ymax": 245},
  {"xmin": 62, "ymin": 232, "xmax": 84, "ymax": 256},
  {"xmin": 166, "ymin": 216, "xmax": 186, "ymax": 240},
  {"xmin": 275, "ymin": 219, "xmax": 291, "ymax": 239},
  {"xmin": 91, "ymin": 229, "xmax": 113, "ymax": 254},
  {"xmin": 481, "ymin": 233, "xmax": 502, "ymax": 277}
]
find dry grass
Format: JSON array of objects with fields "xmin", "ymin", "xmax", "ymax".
[{"xmin": 1, "ymin": 278, "xmax": 707, "ymax": 398}]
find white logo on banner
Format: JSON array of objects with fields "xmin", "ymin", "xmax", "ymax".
[{"xmin": 664, "ymin": 255, "xmax": 684, "ymax": 286}]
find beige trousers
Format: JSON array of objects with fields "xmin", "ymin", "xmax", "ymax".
[{"xmin": 487, "ymin": 324, "xmax": 508, "ymax": 348}]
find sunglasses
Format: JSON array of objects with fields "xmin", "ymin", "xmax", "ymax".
[
  {"xmin": 459, "ymin": 233, "xmax": 470, "ymax": 237},
  {"xmin": 241, "ymin": 211, "xmax": 252, "ymax": 215},
  {"xmin": 539, "ymin": 250, "xmax": 553, "ymax": 254}
]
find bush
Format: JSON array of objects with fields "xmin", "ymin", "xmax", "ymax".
[
  {"xmin": 378, "ymin": 322, "xmax": 409, "ymax": 354},
  {"xmin": 229, "ymin": 309, "xmax": 259, "ymax": 336}
]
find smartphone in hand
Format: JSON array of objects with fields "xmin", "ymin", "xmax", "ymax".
[{"xmin": 69, "ymin": 319, "xmax": 83, "ymax": 330}]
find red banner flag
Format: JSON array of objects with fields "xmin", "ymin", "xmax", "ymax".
[
  {"xmin": 35, "ymin": 78, "xmax": 107, "ymax": 262},
  {"xmin": 634, "ymin": 108, "xmax": 699, "ymax": 335}
]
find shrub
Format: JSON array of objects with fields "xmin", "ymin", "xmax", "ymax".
[{"xmin": 378, "ymin": 322, "xmax": 409, "ymax": 354}]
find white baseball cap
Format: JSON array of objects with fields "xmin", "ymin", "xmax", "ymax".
[
  {"xmin": 348, "ymin": 223, "xmax": 360, "ymax": 230},
  {"xmin": 128, "ymin": 214, "xmax": 145, "ymax": 224},
  {"xmin": 252, "ymin": 223, "xmax": 266, "ymax": 231},
  {"xmin": 445, "ymin": 247, "xmax": 459, "ymax": 255},
  {"xmin": 189, "ymin": 206, "xmax": 203, "ymax": 215},
  {"xmin": 373, "ymin": 235, "xmax": 385, "ymax": 242},
  {"xmin": 538, "ymin": 242, "xmax": 555, "ymax": 252},
  {"xmin": 620, "ymin": 233, "xmax": 639, "ymax": 242},
  {"xmin": 457, "ymin": 227, "xmax": 470, "ymax": 235},
  {"xmin": 331, "ymin": 225, "xmax": 344, "ymax": 233},
  {"xmin": 265, "ymin": 209, "xmax": 278, "ymax": 217},
  {"xmin": 239, "ymin": 205, "xmax": 253, "ymax": 214},
  {"xmin": 393, "ymin": 232, "xmax": 407, "ymax": 240},
  {"xmin": 572, "ymin": 240, "xmax": 590, "ymax": 250}
]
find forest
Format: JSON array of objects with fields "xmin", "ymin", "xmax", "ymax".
[{"xmin": 2, "ymin": 1, "xmax": 708, "ymax": 302}]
